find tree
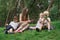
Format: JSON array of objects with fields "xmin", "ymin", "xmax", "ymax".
[{"xmin": 47, "ymin": 0, "xmax": 54, "ymax": 11}]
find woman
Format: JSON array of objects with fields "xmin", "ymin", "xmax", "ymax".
[{"xmin": 15, "ymin": 7, "xmax": 32, "ymax": 33}]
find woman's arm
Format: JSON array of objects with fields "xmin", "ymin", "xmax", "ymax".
[
  {"xmin": 19, "ymin": 13, "xmax": 23, "ymax": 23},
  {"xmin": 28, "ymin": 15, "xmax": 34, "ymax": 23},
  {"xmin": 28, "ymin": 15, "xmax": 30, "ymax": 20}
]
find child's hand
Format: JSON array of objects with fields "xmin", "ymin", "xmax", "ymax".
[{"xmin": 5, "ymin": 23, "xmax": 8, "ymax": 26}]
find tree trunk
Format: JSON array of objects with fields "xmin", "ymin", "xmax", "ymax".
[{"xmin": 47, "ymin": 0, "xmax": 54, "ymax": 11}]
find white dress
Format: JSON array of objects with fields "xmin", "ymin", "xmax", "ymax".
[{"xmin": 36, "ymin": 18, "xmax": 44, "ymax": 28}]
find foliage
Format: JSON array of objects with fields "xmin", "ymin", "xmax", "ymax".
[{"xmin": 0, "ymin": 0, "xmax": 59, "ymax": 26}]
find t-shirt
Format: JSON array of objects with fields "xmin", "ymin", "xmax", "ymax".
[{"xmin": 9, "ymin": 21, "xmax": 19, "ymax": 29}]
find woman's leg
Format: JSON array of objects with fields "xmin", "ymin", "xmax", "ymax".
[
  {"xmin": 14, "ymin": 21, "xmax": 28, "ymax": 33},
  {"xmin": 20, "ymin": 24, "xmax": 29, "ymax": 32}
]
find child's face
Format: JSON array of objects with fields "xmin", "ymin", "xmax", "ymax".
[
  {"xmin": 13, "ymin": 16, "xmax": 18, "ymax": 22},
  {"xmin": 40, "ymin": 13, "xmax": 44, "ymax": 18},
  {"xmin": 15, "ymin": 20, "xmax": 18, "ymax": 22},
  {"xmin": 13, "ymin": 19, "xmax": 18, "ymax": 22}
]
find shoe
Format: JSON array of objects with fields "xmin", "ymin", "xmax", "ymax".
[
  {"xmin": 36, "ymin": 28, "xmax": 40, "ymax": 32},
  {"xmin": 5, "ymin": 30, "xmax": 8, "ymax": 34}
]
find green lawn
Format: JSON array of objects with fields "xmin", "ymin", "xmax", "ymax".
[{"xmin": 0, "ymin": 21, "xmax": 60, "ymax": 40}]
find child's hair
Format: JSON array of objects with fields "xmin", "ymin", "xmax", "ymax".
[
  {"xmin": 13, "ymin": 16, "xmax": 18, "ymax": 21},
  {"xmin": 39, "ymin": 13, "xmax": 44, "ymax": 17},
  {"xmin": 21, "ymin": 7, "xmax": 29, "ymax": 21},
  {"xmin": 43, "ymin": 11, "xmax": 50, "ymax": 21},
  {"xmin": 43, "ymin": 11, "xmax": 49, "ymax": 17}
]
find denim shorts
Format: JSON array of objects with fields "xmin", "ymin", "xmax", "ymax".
[{"xmin": 6, "ymin": 25, "xmax": 14, "ymax": 31}]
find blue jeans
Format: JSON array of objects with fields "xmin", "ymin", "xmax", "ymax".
[{"xmin": 6, "ymin": 25, "xmax": 14, "ymax": 31}]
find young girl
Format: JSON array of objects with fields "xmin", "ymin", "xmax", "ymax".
[
  {"xmin": 15, "ymin": 7, "xmax": 32, "ymax": 33},
  {"xmin": 29, "ymin": 13, "xmax": 44, "ymax": 31},
  {"xmin": 5, "ymin": 16, "xmax": 19, "ymax": 34},
  {"xmin": 43, "ymin": 11, "xmax": 51, "ymax": 31}
]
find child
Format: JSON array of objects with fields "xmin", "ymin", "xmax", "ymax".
[
  {"xmin": 5, "ymin": 16, "xmax": 19, "ymax": 34},
  {"xmin": 36, "ymin": 11, "xmax": 51, "ymax": 32},
  {"xmin": 29, "ymin": 11, "xmax": 51, "ymax": 32},
  {"xmin": 43, "ymin": 11, "xmax": 51, "ymax": 31},
  {"xmin": 29, "ymin": 13, "xmax": 44, "ymax": 31}
]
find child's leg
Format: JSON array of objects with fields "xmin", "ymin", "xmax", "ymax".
[
  {"xmin": 36, "ymin": 24, "xmax": 43, "ymax": 32},
  {"xmin": 5, "ymin": 25, "xmax": 13, "ymax": 34},
  {"xmin": 47, "ymin": 22, "xmax": 50, "ymax": 31},
  {"xmin": 29, "ymin": 27, "xmax": 36, "ymax": 30},
  {"xmin": 8, "ymin": 28, "xmax": 13, "ymax": 33},
  {"xmin": 39, "ymin": 24, "xmax": 43, "ymax": 30}
]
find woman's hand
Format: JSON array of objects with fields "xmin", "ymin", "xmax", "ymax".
[
  {"xmin": 28, "ymin": 20, "xmax": 31, "ymax": 23},
  {"xmin": 28, "ymin": 19, "xmax": 34, "ymax": 23}
]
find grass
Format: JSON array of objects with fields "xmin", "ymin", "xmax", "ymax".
[{"xmin": 0, "ymin": 21, "xmax": 60, "ymax": 40}]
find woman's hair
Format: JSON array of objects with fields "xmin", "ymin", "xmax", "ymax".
[
  {"xmin": 22, "ymin": 7, "xmax": 28, "ymax": 15},
  {"xmin": 21, "ymin": 7, "xmax": 28, "ymax": 21}
]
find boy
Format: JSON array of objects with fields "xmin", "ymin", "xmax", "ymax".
[{"xmin": 5, "ymin": 16, "xmax": 19, "ymax": 34}]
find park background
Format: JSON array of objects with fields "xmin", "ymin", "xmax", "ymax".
[{"xmin": 0, "ymin": 0, "xmax": 60, "ymax": 40}]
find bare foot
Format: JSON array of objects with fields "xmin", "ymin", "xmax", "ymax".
[
  {"xmin": 14, "ymin": 30, "xmax": 22, "ymax": 33},
  {"xmin": 17, "ymin": 30, "xmax": 22, "ymax": 33}
]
